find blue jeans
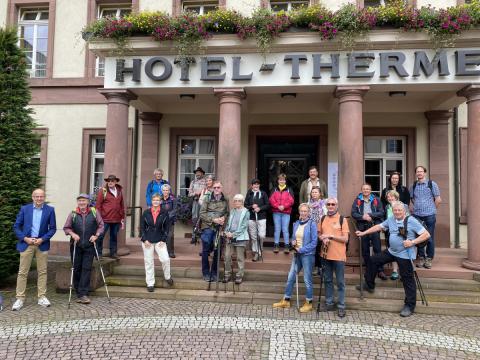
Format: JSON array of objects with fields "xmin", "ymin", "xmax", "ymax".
[
  {"xmin": 273, "ymin": 213, "xmax": 290, "ymax": 246},
  {"xmin": 284, "ymin": 253, "xmax": 315, "ymax": 301},
  {"xmin": 97, "ymin": 222, "xmax": 120, "ymax": 256},
  {"xmin": 201, "ymin": 228, "xmax": 219, "ymax": 278},
  {"xmin": 414, "ymin": 214, "xmax": 436, "ymax": 259},
  {"xmin": 323, "ymin": 259, "xmax": 345, "ymax": 309}
]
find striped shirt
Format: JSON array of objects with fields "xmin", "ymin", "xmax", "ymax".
[{"xmin": 410, "ymin": 180, "xmax": 440, "ymax": 216}]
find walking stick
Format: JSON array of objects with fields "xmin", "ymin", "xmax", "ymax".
[
  {"xmin": 68, "ymin": 241, "xmax": 77, "ymax": 309},
  {"xmin": 294, "ymin": 252, "xmax": 300, "ymax": 311},
  {"xmin": 93, "ymin": 242, "xmax": 111, "ymax": 303},
  {"xmin": 215, "ymin": 232, "xmax": 222, "ymax": 294},
  {"xmin": 408, "ymin": 248, "xmax": 428, "ymax": 306},
  {"xmin": 348, "ymin": 218, "xmax": 364, "ymax": 301},
  {"xmin": 315, "ymin": 260, "xmax": 324, "ymax": 316}
]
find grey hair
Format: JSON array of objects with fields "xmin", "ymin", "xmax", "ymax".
[
  {"xmin": 391, "ymin": 201, "xmax": 406, "ymax": 210},
  {"xmin": 299, "ymin": 202, "xmax": 310, "ymax": 211},
  {"xmin": 153, "ymin": 168, "xmax": 164, "ymax": 174},
  {"xmin": 151, "ymin": 193, "xmax": 162, "ymax": 200},
  {"xmin": 326, "ymin": 197, "xmax": 338, "ymax": 204},
  {"xmin": 161, "ymin": 184, "xmax": 171, "ymax": 192},
  {"xmin": 233, "ymin": 194, "xmax": 244, "ymax": 202}
]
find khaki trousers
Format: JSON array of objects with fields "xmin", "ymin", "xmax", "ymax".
[
  {"xmin": 16, "ymin": 245, "xmax": 48, "ymax": 299},
  {"xmin": 224, "ymin": 243, "xmax": 246, "ymax": 278}
]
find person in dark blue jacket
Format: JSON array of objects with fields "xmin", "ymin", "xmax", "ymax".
[
  {"xmin": 273, "ymin": 203, "xmax": 318, "ymax": 313},
  {"xmin": 12, "ymin": 189, "xmax": 57, "ymax": 311},
  {"xmin": 351, "ymin": 184, "xmax": 387, "ymax": 280}
]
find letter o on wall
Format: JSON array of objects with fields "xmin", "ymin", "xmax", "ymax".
[{"xmin": 145, "ymin": 57, "xmax": 173, "ymax": 81}]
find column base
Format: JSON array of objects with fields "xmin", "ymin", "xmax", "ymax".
[{"xmin": 462, "ymin": 259, "xmax": 480, "ymax": 271}]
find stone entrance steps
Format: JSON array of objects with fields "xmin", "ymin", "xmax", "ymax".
[{"xmin": 94, "ymin": 265, "xmax": 480, "ymax": 317}]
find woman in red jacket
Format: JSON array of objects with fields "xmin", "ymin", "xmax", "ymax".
[{"xmin": 269, "ymin": 173, "xmax": 295, "ymax": 254}]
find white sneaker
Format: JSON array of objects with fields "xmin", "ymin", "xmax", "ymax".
[
  {"xmin": 12, "ymin": 299, "xmax": 24, "ymax": 311},
  {"xmin": 38, "ymin": 296, "xmax": 51, "ymax": 307}
]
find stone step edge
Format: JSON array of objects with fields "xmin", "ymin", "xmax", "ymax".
[
  {"xmin": 94, "ymin": 286, "xmax": 480, "ymax": 317},
  {"xmin": 104, "ymin": 275, "xmax": 480, "ymax": 301}
]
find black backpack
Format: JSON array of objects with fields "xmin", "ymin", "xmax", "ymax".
[{"xmin": 400, "ymin": 216, "xmax": 428, "ymax": 248}]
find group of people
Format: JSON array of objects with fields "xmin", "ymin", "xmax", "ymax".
[{"xmin": 10, "ymin": 164, "xmax": 440, "ymax": 318}]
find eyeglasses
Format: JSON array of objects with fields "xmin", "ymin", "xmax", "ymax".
[{"xmin": 326, "ymin": 203, "xmax": 336, "ymax": 206}]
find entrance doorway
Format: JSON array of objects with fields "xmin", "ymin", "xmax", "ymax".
[{"xmin": 257, "ymin": 136, "xmax": 318, "ymax": 237}]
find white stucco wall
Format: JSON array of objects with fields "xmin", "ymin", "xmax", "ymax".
[
  {"xmin": 140, "ymin": 0, "xmax": 173, "ymax": 14},
  {"xmin": 0, "ymin": 0, "xmax": 8, "ymax": 28},
  {"xmin": 321, "ymin": 0, "xmax": 356, "ymax": 11},
  {"xmin": 227, "ymin": 0, "xmax": 261, "ymax": 15},
  {"xmin": 52, "ymin": 0, "xmax": 87, "ymax": 78},
  {"xmin": 416, "ymin": 0, "xmax": 457, "ymax": 8}
]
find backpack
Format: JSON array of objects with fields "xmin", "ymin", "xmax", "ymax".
[
  {"xmin": 400, "ymin": 215, "xmax": 428, "ymax": 248},
  {"xmin": 320, "ymin": 215, "xmax": 348, "ymax": 251},
  {"xmin": 412, "ymin": 180, "xmax": 434, "ymax": 200}
]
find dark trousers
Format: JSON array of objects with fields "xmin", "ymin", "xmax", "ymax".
[
  {"xmin": 414, "ymin": 214, "xmax": 436, "ymax": 259},
  {"xmin": 201, "ymin": 228, "xmax": 219, "ymax": 278},
  {"xmin": 361, "ymin": 232, "xmax": 384, "ymax": 273},
  {"xmin": 365, "ymin": 250, "xmax": 416, "ymax": 310},
  {"xmin": 167, "ymin": 224, "xmax": 175, "ymax": 256},
  {"xmin": 97, "ymin": 222, "xmax": 120, "ymax": 256},
  {"xmin": 71, "ymin": 244, "xmax": 95, "ymax": 297}
]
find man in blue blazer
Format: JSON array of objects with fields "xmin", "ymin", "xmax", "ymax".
[{"xmin": 12, "ymin": 189, "xmax": 57, "ymax": 311}]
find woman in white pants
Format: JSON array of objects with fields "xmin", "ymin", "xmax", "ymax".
[{"xmin": 140, "ymin": 193, "xmax": 174, "ymax": 292}]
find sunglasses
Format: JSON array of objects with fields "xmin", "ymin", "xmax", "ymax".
[{"xmin": 326, "ymin": 203, "xmax": 336, "ymax": 206}]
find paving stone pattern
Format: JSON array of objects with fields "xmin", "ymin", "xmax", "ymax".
[{"xmin": 1, "ymin": 271, "xmax": 479, "ymax": 359}]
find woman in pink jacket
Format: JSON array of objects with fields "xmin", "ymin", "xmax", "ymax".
[{"xmin": 269, "ymin": 173, "xmax": 295, "ymax": 254}]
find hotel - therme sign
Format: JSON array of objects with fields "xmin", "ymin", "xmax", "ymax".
[{"xmin": 105, "ymin": 49, "xmax": 480, "ymax": 89}]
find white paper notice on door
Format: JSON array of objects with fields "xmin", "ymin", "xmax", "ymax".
[{"xmin": 328, "ymin": 162, "xmax": 338, "ymax": 199}]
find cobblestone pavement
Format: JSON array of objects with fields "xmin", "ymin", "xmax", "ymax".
[{"xmin": 1, "ymin": 273, "xmax": 479, "ymax": 359}]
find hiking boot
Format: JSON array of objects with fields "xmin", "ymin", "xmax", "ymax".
[
  {"xmin": 235, "ymin": 276, "xmax": 243, "ymax": 285},
  {"xmin": 424, "ymin": 257, "xmax": 432, "ymax": 269},
  {"xmin": 400, "ymin": 305, "xmax": 414, "ymax": 317},
  {"xmin": 299, "ymin": 301, "xmax": 313, "ymax": 313},
  {"xmin": 284, "ymin": 247, "xmax": 290, "ymax": 254},
  {"xmin": 37, "ymin": 296, "xmax": 51, "ymax": 308},
  {"xmin": 356, "ymin": 282, "xmax": 375, "ymax": 294},
  {"xmin": 416, "ymin": 257, "xmax": 425, "ymax": 268},
  {"xmin": 325, "ymin": 303, "xmax": 335, "ymax": 312},
  {"xmin": 222, "ymin": 275, "xmax": 232, "ymax": 283},
  {"xmin": 169, "ymin": 253, "xmax": 176, "ymax": 259},
  {"xmin": 390, "ymin": 271, "xmax": 399, "ymax": 280},
  {"xmin": 337, "ymin": 308, "xmax": 346, "ymax": 318},
  {"xmin": 12, "ymin": 299, "xmax": 24, "ymax": 311},
  {"xmin": 252, "ymin": 253, "xmax": 259, "ymax": 262},
  {"xmin": 273, "ymin": 245, "xmax": 279, "ymax": 254},
  {"xmin": 147, "ymin": 286, "xmax": 155, "ymax": 292},
  {"xmin": 378, "ymin": 271, "xmax": 388, "ymax": 281},
  {"xmin": 78, "ymin": 296, "xmax": 91, "ymax": 304},
  {"xmin": 166, "ymin": 278, "xmax": 174, "ymax": 286},
  {"xmin": 273, "ymin": 298, "xmax": 291, "ymax": 308}
]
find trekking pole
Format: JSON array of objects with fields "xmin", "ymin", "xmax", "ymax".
[
  {"xmin": 348, "ymin": 218, "xmax": 364, "ymax": 300},
  {"xmin": 215, "ymin": 230, "xmax": 222, "ymax": 294},
  {"xmin": 294, "ymin": 252, "xmax": 300, "ymax": 311},
  {"xmin": 68, "ymin": 241, "xmax": 77, "ymax": 309},
  {"xmin": 93, "ymin": 242, "xmax": 111, "ymax": 303},
  {"xmin": 191, "ymin": 217, "xmax": 201, "ymax": 245},
  {"xmin": 316, "ymin": 259, "xmax": 325, "ymax": 316},
  {"xmin": 408, "ymin": 248, "xmax": 428, "ymax": 306}
]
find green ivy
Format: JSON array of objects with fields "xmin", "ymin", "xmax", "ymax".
[{"xmin": 0, "ymin": 28, "xmax": 41, "ymax": 283}]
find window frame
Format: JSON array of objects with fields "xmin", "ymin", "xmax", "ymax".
[
  {"xmin": 182, "ymin": 0, "xmax": 218, "ymax": 15},
  {"xmin": 90, "ymin": 136, "xmax": 106, "ymax": 195},
  {"xmin": 364, "ymin": 136, "xmax": 407, "ymax": 196},
  {"xmin": 177, "ymin": 136, "xmax": 216, "ymax": 196},
  {"xmin": 17, "ymin": 8, "xmax": 49, "ymax": 78},
  {"xmin": 269, "ymin": 0, "xmax": 309, "ymax": 12}
]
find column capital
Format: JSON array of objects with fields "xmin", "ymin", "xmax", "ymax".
[
  {"xmin": 457, "ymin": 84, "xmax": 480, "ymax": 103},
  {"xmin": 425, "ymin": 110, "xmax": 453, "ymax": 125},
  {"xmin": 334, "ymin": 86, "xmax": 370, "ymax": 104},
  {"xmin": 214, "ymin": 88, "xmax": 246, "ymax": 105},
  {"xmin": 139, "ymin": 111, "xmax": 163, "ymax": 124},
  {"xmin": 99, "ymin": 89, "xmax": 137, "ymax": 105}
]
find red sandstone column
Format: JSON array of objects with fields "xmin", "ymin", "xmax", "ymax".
[
  {"xmin": 139, "ymin": 112, "xmax": 162, "ymax": 211},
  {"xmin": 458, "ymin": 85, "xmax": 480, "ymax": 270},
  {"xmin": 214, "ymin": 88, "xmax": 245, "ymax": 201},
  {"xmin": 335, "ymin": 86, "xmax": 369, "ymax": 259},
  {"xmin": 99, "ymin": 89, "xmax": 137, "ymax": 256},
  {"xmin": 425, "ymin": 110, "xmax": 452, "ymax": 248}
]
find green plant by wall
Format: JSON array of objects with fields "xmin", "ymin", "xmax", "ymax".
[{"xmin": 0, "ymin": 28, "xmax": 41, "ymax": 283}]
